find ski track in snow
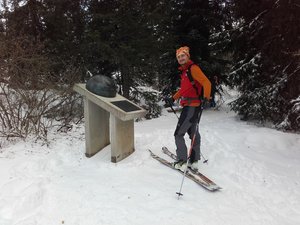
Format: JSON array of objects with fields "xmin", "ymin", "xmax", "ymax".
[{"xmin": 0, "ymin": 101, "xmax": 300, "ymax": 225}]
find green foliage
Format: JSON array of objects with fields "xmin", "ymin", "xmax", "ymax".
[
  {"xmin": 227, "ymin": 0, "xmax": 300, "ymax": 130},
  {"xmin": 2, "ymin": 0, "xmax": 297, "ymax": 131},
  {"xmin": 131, "ymin": 87, "xmax": 162, "ymax": 120}
]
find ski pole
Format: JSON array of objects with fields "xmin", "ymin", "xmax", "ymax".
[
  {"xmin": 176, "ymin": 104, "xmax": 203, "ymax": 199},
  {"xmin": 201, "ymin": 153, "xmax": 208, "ymax": 164},
  {"xmin": 194, "ymin": 103, "xmax": 208, "ymax": 164},
  {"xmin": 165, "ymin": 97, "xmax": 179, "ymax": 119},
  {"xmin": 199, "ymin": 102, "xmax": 209, "ymax": 164},
  {"xmin": 169, "ymin": 104, "xmax": 179, "ymax": 119},
  {"xmin": 176, "ymin": 121, "xmax": 199, "ymax": 199},
  {"xmin": 173, "ymin": 99, "xmax": 209, "ymax": 164}
]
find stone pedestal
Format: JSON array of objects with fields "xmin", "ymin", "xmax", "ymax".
[
  {"xmin": 110, "ymin": 115, "xmax": 134, "ymax": 163},
  {"xmin": 74, "ymin": 83, "xmax": 146, "ymax": 163},
  {"xmin": 84, "ymin": 98, "xmax": 110, "ymax": 157}
]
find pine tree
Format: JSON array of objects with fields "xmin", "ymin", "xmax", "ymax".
[
  {"xmin": 228, "ymin": 0, "xmax": 300, "ymax": 130},
  {"xmin": 85, "ymin": 0, "xmax": 162, "ymax": 98},
  {"xmin": 42, "ymin": 0, "xmax": 86, "ymax": 77},
  {"xmin": 208, "ymin": 0, "xmax": 234, "ymax": 85}
]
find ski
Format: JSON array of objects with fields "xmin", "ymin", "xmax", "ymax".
[
  {"xmin": 162, "ymin": 147, "xmax": 221, "ymax": 190},
  {"xmin": 148, "ymin": 149, "xmax": 220, "ymax": 191}
]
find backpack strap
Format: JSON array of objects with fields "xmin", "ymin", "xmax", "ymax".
[{"xmin": 186, "ymin": 63, "xmax": 199, "ymax": 96}]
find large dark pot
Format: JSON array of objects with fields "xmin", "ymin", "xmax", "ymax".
[{"xmin": 86, "ymin": 75, "xmax": 117, "ymax": 98}]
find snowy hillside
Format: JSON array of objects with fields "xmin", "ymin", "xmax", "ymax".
[{"xmin": 0, "ymin": 98, "xmax": 300, "ymax": 225}]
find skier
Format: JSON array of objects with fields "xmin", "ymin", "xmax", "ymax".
[{"xmin": 168, "ymin": 46, "xmax": 211, "ymax": 171}]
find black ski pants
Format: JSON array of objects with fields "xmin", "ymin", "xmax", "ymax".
[{"xmin": 174, "ymin": 106, "xmax": 201, "ymax": 162}]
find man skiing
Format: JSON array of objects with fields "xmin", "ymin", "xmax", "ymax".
[{"xmin": 169, "ymin": 46, "xmax": 211, "ymax": 171}]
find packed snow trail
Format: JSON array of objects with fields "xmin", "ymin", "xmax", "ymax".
[{"xmin": 0, "ymin": 100, "xmax": 300, "ymax": 225}]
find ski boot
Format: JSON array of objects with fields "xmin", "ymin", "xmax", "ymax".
[
  {"xmin": 172, "ymin": 160, "xmax": 187, "ymax": 172},
  {"xmin": 188, "ymin": 160, "xmax": 198, "ymax": 171}
]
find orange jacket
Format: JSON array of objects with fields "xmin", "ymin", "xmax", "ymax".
[{"xmin": 173, "ymin": 61, "xmax": 211, "ymax": 107}]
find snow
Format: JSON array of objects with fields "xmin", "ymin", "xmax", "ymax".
[{"xmin": 1, "ymin": 95, "xmax": 300, "ymax": 225}]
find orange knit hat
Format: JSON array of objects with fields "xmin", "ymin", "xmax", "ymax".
[{"xmin": 176, "ymin": 46, "xmax": 190, "ymax": 58}]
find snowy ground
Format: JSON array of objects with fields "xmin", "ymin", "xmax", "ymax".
[{"xmin": 0, "ymin": 95, "xmax": 300, "ymax": 225}]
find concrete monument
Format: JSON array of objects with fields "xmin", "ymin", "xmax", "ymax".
[{"xmin": 74, "ymin": 76, "xmax": 146, "ymax": 163}]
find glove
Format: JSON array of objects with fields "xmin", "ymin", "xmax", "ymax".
[
  {"xmin": 201, "ymin": 98, "xmax": 211, "ymax": 109},
  {"xmin": 164, "ymin": 96, "xmax": 174, "ymax": 106}
]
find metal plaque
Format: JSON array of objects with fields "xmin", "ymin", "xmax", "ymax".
[{"xmin": 111, "ymin": 100, "xmax": 142, "ymax": 112}]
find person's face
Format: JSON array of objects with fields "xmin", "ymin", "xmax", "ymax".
[{"xmin": 177, "ymin": 53, "xmax": 189, "ymax": 65}]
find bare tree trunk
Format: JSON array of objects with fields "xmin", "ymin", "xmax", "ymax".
[{"xmin": 121, "ymin": 66, "xmax": 131, "ymax": 99}]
